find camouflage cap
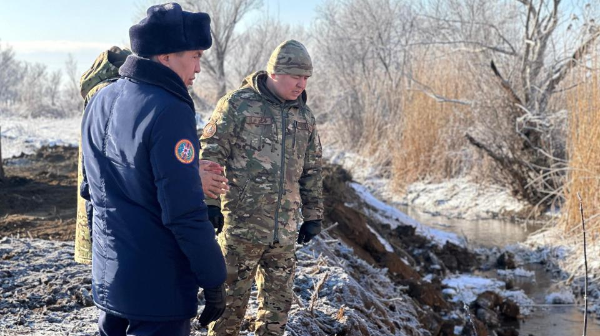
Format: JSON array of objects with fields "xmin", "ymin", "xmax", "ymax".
[{"xmin": 267, "ymin": 40, "xmax": 312, "ymax": 77}]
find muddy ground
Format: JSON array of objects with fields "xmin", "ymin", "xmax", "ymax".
[
  {"xmin": 0, "ymin": 145, "xmax": 525, "ymax": 335},
  {"xmin": 0, "ymin": 146, "xmax": 78, "ymax": 241}
]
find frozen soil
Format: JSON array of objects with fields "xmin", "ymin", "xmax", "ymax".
[
  {"xmin": 0, "ymin": 146, "xmax": 78, "ymax": 241},
  {"xmin": 0, "ymin": 145, "xmax": 532, "ymax": 336},
  {"xmin": 0, "ymin": 235, "xmax": 427, "ymax": 336}
]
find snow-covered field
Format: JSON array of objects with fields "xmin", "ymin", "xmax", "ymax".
[
  {"xmin": 324, "ymin": 147, "xmax": 529, "ymax": 220},
  {"xmin": 0, "ymin": 116, "xmax": 81, "ymax": 159}
]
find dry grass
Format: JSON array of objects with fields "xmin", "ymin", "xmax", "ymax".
[
  {"xmin": 390, "ymin": 57, "xmax": 472, "ymax": 190},
  {"xmin": 561, "ymin": 53, "xmax": 600, "ymax": 239}
]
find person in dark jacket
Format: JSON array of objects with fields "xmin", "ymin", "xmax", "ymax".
[{"xmin": 80, "ymin": 3, "xmax": 226, "ymax": 335}]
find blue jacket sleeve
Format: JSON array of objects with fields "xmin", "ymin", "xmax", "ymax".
[{"xmin": 149, "ymin": 104, "xmax": 226, "ymax": 289}]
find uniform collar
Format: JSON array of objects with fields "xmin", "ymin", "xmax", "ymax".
[{"xmin": 119, "ymin": 55, "xmax": 195, "ymax": 110}]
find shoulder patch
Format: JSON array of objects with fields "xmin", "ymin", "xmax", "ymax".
[
  {"xmin": 202, "ymin": 122, "xmax": 217, "ymax": 138},
  {"xmin": 174, "ymin": 139, "xmax": 195, "ymax": 164}
]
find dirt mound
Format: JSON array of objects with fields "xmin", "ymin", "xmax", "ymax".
[{"xmin": 0, "ymin": 145, "xmax": 78, "ymax": 240}]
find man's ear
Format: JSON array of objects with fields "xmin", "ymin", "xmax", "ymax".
[
  {"xmin": 156, "ymin": 54, "xmax": 170, "ymax": 66},
  {"xmin": 269, "ymin": 72, "xmax": 277, "ymax": 80}
]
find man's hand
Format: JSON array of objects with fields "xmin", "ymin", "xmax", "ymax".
[
  {"xmin": 207, "ymin": 205, "xmax": 224, "ymax": 234},
  {"xmin": 297, "ymin": 220, "xmax": 322, "ymax": 244},
  {"xmin": 198, "ymin": 283, "xmax": 226, "ymax": 327},
  {"xmin": 200, "ymin": 160, "xmax": 229, "ymax": 199}
]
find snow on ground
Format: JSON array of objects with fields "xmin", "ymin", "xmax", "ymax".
[
  {"xmin": 402, "ymin": 179, "xmax": 530, "ymax": 220},
  {"xmin": 442, "ymin": 274, "xmax": 535, "ymax": 315},
  {"xmin": 323, "ymin": 147, "xmax": 529, "ymax": 220},
  {"xmin": 0, "ymin": 114, "xmax": 211, "ymax": 160},
  {"xmin": 0, "ymin": 236, "xmax": 427, "ymax": 336},
  {"xmin": 442, "ymin": 275, "xmax": 505, "ymax": 303},
  {"xmin": 0, "ymin": 116, "xmax": 81, "ymax": 159},
  {"xmin": 496, "ymin": 267, "xmax": 535, "ymax": 279},
  {"xmin": 350, "ymin": 182, "xmax": 465, "ymax": 247},
  {"xmin": 366, "ymin": 224, "xmax": 394, "ymax": 253},
  {"xmin": 545, "ymin": 291, "xmax": 576, "ymax": 304}
]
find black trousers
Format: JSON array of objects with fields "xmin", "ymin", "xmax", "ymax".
[{"xmin": 98, "ymin": 310, "xmax": 191, "ymax": 336}]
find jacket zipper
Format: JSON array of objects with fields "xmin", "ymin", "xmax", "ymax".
[
  {"xmin": 274, "ymin": 106, "xmax": 287, "ymax": 243},
  {"xmin": 292, "ymin": 120, "xmax": 297, "ymax": 149}
]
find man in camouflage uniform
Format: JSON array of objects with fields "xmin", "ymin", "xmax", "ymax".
[
  {"xmin": 75, "ymin": 46, "xmax": 131, "ymax": 264},
  {"xmin": 75, "ymin": 47, "xmax": 229, "ymax": 264},
  {"xmin": 200, "ymin": 40, "xmax": 324, "ymax": 336}
]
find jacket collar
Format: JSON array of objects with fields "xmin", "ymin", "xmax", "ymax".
[{"xmin": 119, "ymin": 55, "xmax": 194, "ymax": 110}]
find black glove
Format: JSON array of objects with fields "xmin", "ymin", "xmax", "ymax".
[
  {"xmin": 207, "ymin": 205, "xmax": 224, "ymax": 235},
  {"xmin": 198, "ymin": 283, "xmax": 226, "ymax": 327},
  {"xmin": 297, "ymin": 220, "xmax": 322, "ymax": 244}
]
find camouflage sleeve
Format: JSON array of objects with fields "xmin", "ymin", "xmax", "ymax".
[
  {"xmin": 299, "ymin": 118, "xmax": 324, "ymax": 221},
  {"xmin": 199, "ymin": 96, "xmax": 239, "ymax": 207}
]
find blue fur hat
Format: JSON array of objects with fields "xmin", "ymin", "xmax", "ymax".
[{"xmin": 129, "ymin": 2, "xmax": 212, "ymax": 57}]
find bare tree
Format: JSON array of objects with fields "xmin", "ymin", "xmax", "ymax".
[
  {"xmin": 312, "ymin": 0, "xmax": 418, "ymax": 157},
  {"xmin": 45, "ymin": 69, "xmax": 63, "ymax": 107},
  {"xmin": 182, "ymin": 0, "xmax": 262, "ymax": 99},
  {"xmin": 0, "ymin": 126, "xmax": 4, "ymax": 180},
  {"xmin": 63, "ymin": 53, "xmax": 82, "ymax": 114},
  {"xmin": 420, "ymin": 0, "xmax": 600, "ymax": 208},
  {"xmin": 0, "ymin": 42, "xmax": 26, "ymax": 105},
  {"xmin": 228, "ymin": 13, "xmax": 308, "ymax": 85}
]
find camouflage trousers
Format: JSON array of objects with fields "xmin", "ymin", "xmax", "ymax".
[{"xmin": 208, "ymin": 235, "xmax": 296, "ymax": 336}]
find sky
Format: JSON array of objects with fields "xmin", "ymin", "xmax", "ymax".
[{"xmin": 0, "ymin": 0, "xmax": 322, "ymax": 74}]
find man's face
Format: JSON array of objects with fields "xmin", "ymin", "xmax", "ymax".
[
  {"xmin": 163, "ymin": 50, "xmax": 203, "ymax": 86},
  {"xmin": 271, "ymin": 73, "xmax": 310, "ymax": 101}
]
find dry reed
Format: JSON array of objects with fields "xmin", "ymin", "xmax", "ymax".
[
  {"xmin": 390, "ymin": 56, "xmax": 471, "ymax": 190},
  {"xmin": 562, "ymin": 52, "xmax": 600, "ymax": 239}
]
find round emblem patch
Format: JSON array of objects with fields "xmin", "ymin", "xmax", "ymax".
[
  {"xmin": 202, "ymin": 122, "xmax": 217, "ymax": 138},
  {"xmin": 174, "ymin": 139, "xmax": 195, "ymax": 164}
]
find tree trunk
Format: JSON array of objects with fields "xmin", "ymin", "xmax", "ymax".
[
  {"xmin": 0, "ymin": 126, "xmax": 5, "ymax": 180},
  {"xmin": 216, "ymin": 53, "xmax": 227, "ymax": 99}
]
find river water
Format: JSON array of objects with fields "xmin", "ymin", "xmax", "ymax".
[{"xmin": 400, "ymin": 206, "xmax": 600, "ymax": 336}]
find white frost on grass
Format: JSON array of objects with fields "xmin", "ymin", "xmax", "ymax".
[
  {"xmin": 497, "ymin": 267, "xmax": 535, "ymax": 279},
  {"xmin": 443, "ymin": 275, "xmax": 505, "ymax": 303},
  {"xmin": 442, "ymin": 274, "xmax": 535, "ymax": 315},
  {"xmin": 545, "ymin": 291, "xmax": 576, "ymax": 304},
  {"xmin": 0, "ymin": 116, "xmax": 81, "ymax": 159},
  {"xmin": 366, "ymin": 224, "xmax": 394, "ymax": 253},
  {"xmin": 350, "ymin": 182, "xmax": 464, "ymax": 247},
  {"xmin": 403, "ymin": 178, "xmax": 530, "ymax": 220},
  {"xmin": 0, "ymin": 113, "xmax": 211, "ymax": 160},
  {"xmin": 323, "ymin": 145, "xmax": 528, "ymax": 220}
]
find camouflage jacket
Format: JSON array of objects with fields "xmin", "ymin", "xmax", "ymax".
[
  {"xmin": 200, "ymin": 71, "xmax": 323, "ymax": 246},
  {"xmin": 75, "ymin": 47, "xmax": 131, "ymax": 264}
]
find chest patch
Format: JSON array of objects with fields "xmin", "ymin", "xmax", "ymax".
[
  {"xmin": 245, "ymin": 117, "xmax": 273, "ymax": 125},
  {"xmin": 296, "ymin": 122, "xmax": 312, "ymax": 131},
  {"xmin": 174, "ymin": 139, "xmax": 195, "ymax": 164}
]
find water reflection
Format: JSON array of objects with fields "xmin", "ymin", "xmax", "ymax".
[
  {"xmin": 398, "ymin": 205, "xmax": 542, "ymax": 247},
  {"xmin": 504, "ymin": 264, "xmax": 600, "ymax": 336},
  {"xmin": 401, "ymin": 206, "xmax": 599, "ymax": 335}
]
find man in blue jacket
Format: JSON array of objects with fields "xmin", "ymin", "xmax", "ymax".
[{"xmin": 81, "ymin": 3, "xmax": 226, "ymax": 335}]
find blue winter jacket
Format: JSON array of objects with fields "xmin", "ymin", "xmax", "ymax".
[{"xmin": 81, "ymin": 55, "xmax": 226, "ymax": 321}]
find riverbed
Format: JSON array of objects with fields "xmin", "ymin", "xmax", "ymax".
[{"xmin": 405, "ymin": 206, "xmax": 600, "ymax": 336}]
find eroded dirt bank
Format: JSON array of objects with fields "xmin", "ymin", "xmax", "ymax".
[{"xmin": 1, "ymin": 146, "xmax": 523, "ymax": 335}]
